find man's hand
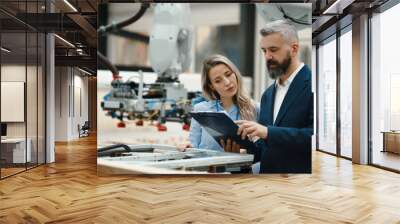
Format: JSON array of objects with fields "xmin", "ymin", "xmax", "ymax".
[
  {"xmin": 235, "ymin": 120, "xmax": 268, "ymax": 140},
  {"xmin": 220, "ymin": 138, "xmax": 241, "ymax": 153}
]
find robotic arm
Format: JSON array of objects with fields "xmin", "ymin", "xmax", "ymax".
[
  {"xmin": 101, "ymin": 3, "xmax": 196, "ymax": 130},
  {"xmin": 149, "ymin": 3, "xmax": 193, "ymax": 82}
]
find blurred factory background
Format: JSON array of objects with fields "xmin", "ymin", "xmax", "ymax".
[{"xmin": 99, "ymin": 3, "xmax": 311, "ymax": 101}]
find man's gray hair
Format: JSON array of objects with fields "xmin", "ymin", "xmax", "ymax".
[{"xmin": 260, "ymin": 20, "xmax": 298, "ymax": 43}]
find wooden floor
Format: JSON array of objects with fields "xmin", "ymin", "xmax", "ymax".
[
  {"xmin": 1, "ymin": 167, "xmax": 26, "ymax": 178},
  {"xmin": 1, "ymin": 135, "xmax": 400, "ymax": 223}
]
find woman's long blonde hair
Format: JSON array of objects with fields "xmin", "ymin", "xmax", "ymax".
[{"xmin": 201, "ymin": 54, "xmax": 256, "ymax": 121}]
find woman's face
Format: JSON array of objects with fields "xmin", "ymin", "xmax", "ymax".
[{"xmin": 208, "ymin": 63, "xmax": 238, "ymax": 99}]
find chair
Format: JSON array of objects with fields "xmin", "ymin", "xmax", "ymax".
[{"xmin": 78, "ymin": 121, "xmax": 90, "ymax": 138}]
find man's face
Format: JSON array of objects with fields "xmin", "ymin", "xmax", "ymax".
[{"xmin": 260, "ymin": 33, "xmax": 296, "ymax": 79}]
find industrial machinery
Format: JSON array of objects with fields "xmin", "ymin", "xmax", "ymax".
[
  {"xmin": 99, "ymin": 3, "xmax": 202, "ymax": 131},
  {"xmin": 98, "ymin": 3, "xmax": 311, "ymax": 131},
  {"xmin": 97, "ymin": 144, "xmax": 254, "ymax": 174}
]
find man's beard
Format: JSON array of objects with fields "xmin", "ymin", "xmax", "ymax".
[{"xmin": 267, "ymin": 52, "xmax": 291, "ymax": 80}]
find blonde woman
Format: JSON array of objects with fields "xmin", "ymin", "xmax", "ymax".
[{"xmin": 181, "ymin": 54, "xmax": 259, "ymax": 152}]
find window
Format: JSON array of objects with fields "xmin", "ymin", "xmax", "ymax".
[
  {"xmin": 339, "ymin": 28, "xmax": 352, "ymax": 158},
  {"xmin": 0, "ymin": 1, "xmax": 47, "ymax": 179},
  {"xmin": 317, "ymin": 36, "xmax": 337, "ymax": 154},
  {"xmin": 371, "ymin": 2, "xmax": 400, "ymax": 171}
]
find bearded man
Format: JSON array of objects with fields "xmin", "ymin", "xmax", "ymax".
[{"xmin": 224, "ymin": 20, "xmax": 313, "ymax": 173}]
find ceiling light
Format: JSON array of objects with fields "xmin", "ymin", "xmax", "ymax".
[
  {"xmin": 78, "ymin": 67, "xmax": 92, "ymax": 76},
  {"xmin": 54, "ymin": 34, "xmax": 75, "ymax": 48},
  {"xmin": 1, "ymin": 47, "xmax": 11, "ymax": 53},
  {"xmin": 63, "ymin": 0, "xmax": 78, "ymax": 12},
  {"xmin": 76, "ymin": 48, "xmax": 85, "ymax": 55},
  {"xmin": 323, "ymin": 0, "xmax": 344, "ymax": 15}
]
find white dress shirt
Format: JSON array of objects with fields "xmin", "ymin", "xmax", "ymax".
[{"xmin": 273, "ymin": 63, "xmax": 304, "ymax": 123}]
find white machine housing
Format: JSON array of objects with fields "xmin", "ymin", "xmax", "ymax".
[{"xmin": 149, "ymin": 3, "xmax": 193, "ymax": 80}]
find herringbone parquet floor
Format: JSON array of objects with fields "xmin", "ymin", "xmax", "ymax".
[{"xmin": 1, "ymin": 135, "xmax": 400, "ymax": 223}]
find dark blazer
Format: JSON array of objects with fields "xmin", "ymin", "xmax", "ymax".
[{"xmin": 253, "ymin": 65, "xmax": 313, "ymax": 173}]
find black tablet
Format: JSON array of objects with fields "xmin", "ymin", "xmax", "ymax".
[{"xmin": 190, "ymin": 111, "xmax": 256, "ymax": 149}]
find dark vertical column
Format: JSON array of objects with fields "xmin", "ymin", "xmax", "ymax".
[
  {"xmin": 69, "ymin": 69, "xmax": 71, "ymax": 118},
  {"xmin": 72, "ymin": 68, "xmax": 75, "ymax": 118},
  {"xmin": 93, "ymin": 77, "xmax": 97, "ymax": 132},
  {"xmin": 239, "ymin": 4, "xmax": 255, "ymax": 78},
  {"xmin": 336, "ymin": 26, "xmax": 341, "ymax": 157},
  {"xmin": 44, "ymin": 2, "xmax": 47, "ymax": 164},
  {"xmin": 316, "ymin": 45, "xmax": 319, "ymax": 151},
  {"xmin": 0, "ymin": 16, "xmax": 2, "ymax": 179},
  {"xmin": 88, "ymin": 76, "xmax": 97, "ymax": 133},
  {"xmin": 36, "ymin": 0, "xmax": 39, "ymax": 167},
  {"xmin": 98, "ymin": 4, "xmax": 108, "ymax": 56},
  {"xmin": 25, "ymin": 0, "xmax": 28, "ymax": 171},
  {"xmin": 367, "ymin": 11, "xmax": 372, "ymax": 165}
]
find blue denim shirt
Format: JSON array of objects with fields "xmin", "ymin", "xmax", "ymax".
[{"xmin": 189, "ymin": 100, "xmax": 260, "ymax": 151}]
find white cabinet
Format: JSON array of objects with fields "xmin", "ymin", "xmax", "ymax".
[{"xmin": 1, "ymin": 138, "xmax": 32, "ymax": 163}]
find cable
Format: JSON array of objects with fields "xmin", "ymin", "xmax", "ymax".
[
  {"xmin": 97, "ymin": 3, "xmax": 150, "ymax": 79},
  {"xmin": 97, "ymin": 3, "xmax": 150, "ymax": 35},
  {"xmin": 97, "ymin": 144, "xmax": 131, "ymax": 157},
  {"xmin": 97, "ymin": 51, "xmax": 120, "ymax": 80},
  {"xmin": 278, "ymin": 6, "xmax": 311, "ymax": 26},
  {"xmin": 98, "ymin": 144, "xmax": 154, "ymax": 157}
]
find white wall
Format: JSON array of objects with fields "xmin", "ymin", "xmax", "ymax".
[
  {"xmin": 1, "ymin": 64, "xmax": 46, "ymax": 164},
  {"xmin": 55, "ymin": 66, "xmax": 68, "ymax": 141},
  {"xmin": 1, "ymin": 65, "xmax": 27, "ymax": 138},
  {"xmin": 55, "ymin": 67, "xmax": 89, "ymax": 141},
  {"xmin": 72, "ymin": 73, "xmax": 89, "ymax": 138}
]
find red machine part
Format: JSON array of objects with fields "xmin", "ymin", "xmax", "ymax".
[
  {"xmin": 136, "ymin": 120, "xmax": 144, "ymax": 126},
  {"xmin": 117, "ymin": 122, "xmax": 126, "ymax": 128},
  {"xmin": 182, "ymin": 123, "xmax": 190, "ymax": 131},
  {"xmin": 157, "ymin": 123, "xmax": 167, "ymax": 131}
]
